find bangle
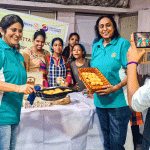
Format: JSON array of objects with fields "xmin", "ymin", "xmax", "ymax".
[
  {"xmin": 17, "ymin": 85, "xmax": 20, "ymax": 93},
  {"xmin": 127, "ymin": 61, "xmax": 138, "ymax": 66},
  {"xmin": 116, "ymin": 84, "xmax": 121, "ymax": 90}
]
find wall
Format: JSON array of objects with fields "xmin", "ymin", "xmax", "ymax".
[
  {"xmin": 5, "ymin": 8, "xmax": 56, "ymax": 19},
  {"xmin": 75, "ymin": 14, "xmax": 100, "ymax": 54},
  {"xmin": 138, "ymin": 9, "xmax": 150, "ymax": 32},
  {"xmin": 130, "ymin": 0, "xmax": 150, "ymax": 11},
  {"xmin": 120, "ymin": 15, "xmax": 138, "ymax": 42},
  {"xmin": 57, "ymin": 12, "xmax": 75, "ymax": 45}
]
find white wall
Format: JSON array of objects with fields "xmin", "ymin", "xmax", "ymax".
[
  {"xmin": 120, "ymin": 15, "xmax": 138, "ymax": 42},
  {"xmin": 57, "ymin": 12, "xmax": 75, "ymax": 45},
  {"xmin": 75, "ymin": 14, "xmax": 100, "ymax": 54},
  {"xmin": 138, "ymin": 9, "xmax": 150, "ymax": 32}
]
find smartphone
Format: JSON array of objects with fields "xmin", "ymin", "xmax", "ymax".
[{"xmin": 134, "ymin": 32, "xmax": 150, "ymax": 48}]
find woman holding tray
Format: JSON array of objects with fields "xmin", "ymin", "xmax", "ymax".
[
  {"xmin": 91, "ymin": 15, "xmax": 132, "ymax": 150},
  {"xmin": 0, "ymin": 14, "xmax": 35, "ymax": 150},
  {"xmin": 40, "ymin": 37, "xmax": 72, "ymax": 87}
]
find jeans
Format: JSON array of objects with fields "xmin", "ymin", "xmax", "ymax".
[
  {"xmin": 142, "ymin": 137, "xmax": 150, "ymax": 150},
  {"xmin": 96, "ymin": 106, "xmax": 132, "ymax": 150},
  {"xmin": 0, "ymin": 123, "xmax": 19, "ymax": 150}
]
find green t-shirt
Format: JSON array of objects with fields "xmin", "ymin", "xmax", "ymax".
[
  {"xmin": 91, "ymin": 37, "xmax": 130, "ymax": 108},
  {"xmin": 0, "ymin": 38, "xmax": 27, "ymax": 125}
]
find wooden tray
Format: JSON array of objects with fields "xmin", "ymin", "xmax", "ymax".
[
  {"xmin": 23, "ymin": 96, "xmax": 70, "ymax": 108},
  {"xmin": 78, "ymin": 68, "xmax": 110, "ymax": 93}
]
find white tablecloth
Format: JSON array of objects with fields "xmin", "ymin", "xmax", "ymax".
[
  {"xmin": 69, "ymin": 93, "xmax": 134, "ymax": 150},
  {"xmin": 16, "ymin": 92, "xmax": 133, "ymax": 150}
]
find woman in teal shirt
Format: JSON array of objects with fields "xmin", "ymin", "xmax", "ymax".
[
  {"xmin": 91, "ymin": 15, "xmax": 132, "ymax": 150},
  {"xmin": 0, "ymin": 14, "xmax": 35, "ymax": 150}
]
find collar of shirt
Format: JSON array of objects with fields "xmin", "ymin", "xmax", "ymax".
[
  {"xmin": 0, "ymin": 38, "xmax": 18, "ymax": 53},
  {"xmin": 97, "ymin": 37, "xmax": 118, "ymax": 49},
  {"xmin": 51, "ymin": 54, "xmax": 63, "ymax": 66}
]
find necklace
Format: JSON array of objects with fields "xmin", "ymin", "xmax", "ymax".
[{"xmin": 29, "ymin": 47, "xmax": 45, "ymax": 60}]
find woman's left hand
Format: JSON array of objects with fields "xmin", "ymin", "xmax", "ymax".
[{"xmin": 95, "ymin": 85, "xmax": 117, "ymax": 95}]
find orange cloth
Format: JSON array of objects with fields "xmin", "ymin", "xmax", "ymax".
[{"xmin": 130, "ymin": 112, "xmax": 143, "ymax": 126}]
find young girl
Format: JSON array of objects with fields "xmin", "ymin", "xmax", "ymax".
[
  {"xmin": 40, "ymin": 37, "xmax": 72, "ymax": 87},
  {"xmin": 62, "ymin": 32, "xmax": 80, "ymax": 63},
  {"xmin": 23, "ymin": 29, "xmax": 50, "ymax": 72},
  {"xmin": 71, "ymin": 43, "xmax": 90, "ymax": 92}
]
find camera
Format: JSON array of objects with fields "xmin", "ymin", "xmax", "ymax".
[{"xmin": 134, "ymin": 32, "xmax": 150, "ymax": 64}]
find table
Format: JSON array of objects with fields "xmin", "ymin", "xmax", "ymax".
[
  {"xmin": 16, "ymin": 92, "xmax": 133, "ymax": 150},
  {"xmin": 16, "ymin": 92, "xmax": 95, "ymax": 150},
  {"xmin": 70, "ymin": 93, "xmax": 134, "ymax": 150}
]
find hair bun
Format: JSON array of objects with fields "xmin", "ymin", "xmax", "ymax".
[
  {"xmin": 36, "ymin": 29, "xmax": 45, "ymax": 33},
  {"xmin": 34, "ymin": 29, "xmax": 46, "ymax": 41}
]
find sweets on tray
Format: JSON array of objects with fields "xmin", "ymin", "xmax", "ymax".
[
  {"xmin": 43, "ymin": 88, "xmax": 72, "ymax": 95},
  {"xmin": 78, "ymin": 68, "xmax": 110, "ymax": 93}
]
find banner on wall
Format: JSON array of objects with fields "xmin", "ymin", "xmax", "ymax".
[{"xmin": 0, "ymin": 8, "xmax": 69, "ymax": 54}]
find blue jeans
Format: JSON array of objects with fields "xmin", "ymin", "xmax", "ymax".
[
  {"xmin": 142, "ymin": 137, "xmax": 150, "ymax": 150},
  {"xmin": 96, "ymin": 106, "xmax": 132, "ymax": 150},
  {"xmin": 0, "ymin": 123, "xmax": 19, "ymax": 150}
]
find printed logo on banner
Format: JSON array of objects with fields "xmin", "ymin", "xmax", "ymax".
[
  {"xmin": 42, "ymin": 24, "xmax": 48, "ymax": 32},
  {"xmin": 47, "ymin": 25, "xmax": 62, "ymax": 35},
  {"xmin": 24, "ymin": 22, "xmax": 33, "ymax": 28},
  {"xmin": 33, "ymin": 23, "xmax": 39, "ymax": 29},
  {"xmin": 23, "ymin": 20, "xmax": 61, "ymax": 35}
]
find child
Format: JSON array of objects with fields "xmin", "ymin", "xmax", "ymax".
[
  {"xmin": 40, "ymin": 37, "xmax": 72, "ymax": 87},
  {"xmin": 62, "ymin": 32, "xmax": 80, "ymax": 63},
  {"xmin": 71, "ymin": 43, "xmax": 90, "ymax": 92}
]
